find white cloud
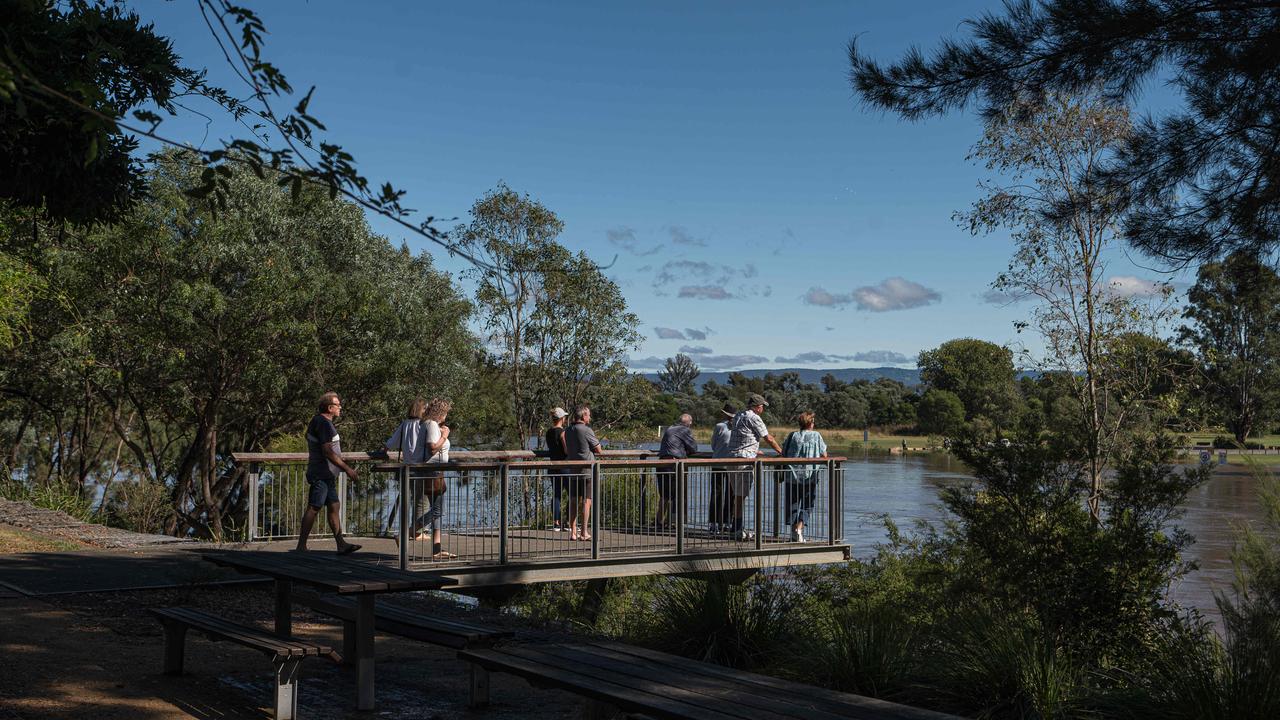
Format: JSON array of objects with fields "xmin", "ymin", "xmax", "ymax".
[
  {"xmin": 852, "ymin": 277, "xmax": 941, "ymax": 312},
  {"xmin": 1107, "ymin": 275, "xmax": 1169, "ymax": 298},
  {"xmin": 802, "ymin": 287, "xmax": 855, "ymax": 308},
  {"xmin": 607, "ymin": 227, "xmax": 662, "ymax": 256},
  {"xmin": 772, "ymin": 350, "xmax": 913, "ymax": 365},
  {"xmin": 654, "ymin": 327, "xmax": 686, "ymax": 339},
  {"xmin": 684, "ymin": 327, "xmax": 712, "ymax": 340},
  {"xmin": 679, "ymin": 345, "xmax": 713, "ymax": 355},
  {"xmin": 694, "ymin": 354, "xmax": 769, "ymax": 370},
  {"xmin": 628, "ymin": 355, "xmax": 667, "ymax": 370},
  {"xmin": 667, "ymin": 225, "xmax": 706, "ymax": 247},
  {"xmin": 678, "ymin": 285, "xmax": 733, "ymax": 300}
]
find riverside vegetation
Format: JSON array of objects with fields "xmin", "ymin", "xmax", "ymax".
[{"xmin": 511, "ymin": 435, "xmax": 1280, "ymax": 720}]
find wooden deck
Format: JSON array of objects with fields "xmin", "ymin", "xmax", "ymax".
[{"xmin": 257, "ymin": 530, "xmax": 849, "ymax": 588}]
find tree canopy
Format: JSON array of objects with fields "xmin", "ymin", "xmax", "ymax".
[{"xmin": 849, "ymin": 0, "xmax": 1280, "ymax": 262}]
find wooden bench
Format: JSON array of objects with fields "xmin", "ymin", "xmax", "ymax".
[
  {"xmin": 459, "ymin": 640, "xmax": 963, "ymax": 720},
  {"xmin": 149, "ymin": 607, "xmax": 339, "ymax": 720},
  {"xmin": 293, "ymin": 588, "xmax": 514, "ymax": 656}
]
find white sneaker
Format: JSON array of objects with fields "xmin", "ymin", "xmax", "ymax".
[
  {"xmin": 790, "ymin": 528, "xmax": 801, "ymax": 542},
  {"xmin": 736, "ymin": 529, "xmax": 755, "ymax": 542}
]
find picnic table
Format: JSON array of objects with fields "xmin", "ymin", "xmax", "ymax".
[{"xmin": 201, "ymin": 549, "xmax": 450, "ymax": 711}]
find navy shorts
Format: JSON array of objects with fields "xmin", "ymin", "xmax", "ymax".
[{"xmin": 307, "ymin": 477, "xmax": 339, "ymax": 508}]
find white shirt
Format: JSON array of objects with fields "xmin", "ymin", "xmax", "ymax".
[{"xmin": 424, "ymin": 420, "xmax": 450, "ymax": 463}]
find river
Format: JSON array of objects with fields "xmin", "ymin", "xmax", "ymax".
[{"xmin": 842, "ymin": 454, "xmax": 1272, "ymax": 622}]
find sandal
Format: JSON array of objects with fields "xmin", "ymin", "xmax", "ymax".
[{"xmin": 432, "ymin": 550, "xmax": 457, "ymax": 560}]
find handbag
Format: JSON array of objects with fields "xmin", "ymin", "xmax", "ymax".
[{"xmin": 424, "ymin": 420, "xmax": 448, "ymax": 498}]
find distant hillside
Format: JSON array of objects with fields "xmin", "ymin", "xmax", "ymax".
[{"xmin": 642, "ymin": 366, "xmax": 922, "ymax": 389}]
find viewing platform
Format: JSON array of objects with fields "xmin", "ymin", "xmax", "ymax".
[{"xmin": 232, "ymin": 450, "xmax": 850, "ymax": 588}]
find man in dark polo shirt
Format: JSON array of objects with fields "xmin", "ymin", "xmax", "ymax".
[
  {"xmin": 296, "ymin": 391, "xmax": 362, "ymax": 553},
  {"xmin": 656, "ymin": 413, "xmax": 697, "ymax": 528}
]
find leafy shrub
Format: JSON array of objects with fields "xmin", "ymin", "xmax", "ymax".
[
  {"xmin": 0, "ymin": 476, "xmax": 97, "ymax": 522},
  {"xmin": 798, "ymin": 597, "xmax": 922, "ymax": 700},
  {"xmin": 104, "ymin": 479, "xmax": 174, "ymax": 534}
]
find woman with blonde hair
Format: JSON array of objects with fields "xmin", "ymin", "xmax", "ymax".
[
  {"xmin": 385, "ymin": 397, "xmax": 454, "ymax": 560},
  {"xmin": 781, "ymin": 410, "xmax": 827, "ymax": 543},
  {"xmin": 419, "ymin": 397, "xmax": 454, "ymax": 559}
]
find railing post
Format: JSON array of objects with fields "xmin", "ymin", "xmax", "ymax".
[
  {"xmin": 498, "ymin": 463, "xmax": 509, "ymax": 565},
  {"xmin": 590, "ymin": 462, "xmax": 600, "ymax": 560},
  {"xmin": 246, "ymin": 462, "xmax": 260, "ymax": 542},
  {"xmin": 827, "ymin": 459, "xmax": 837, "ymax": 546},
  {"xmin": 398, "ymin": 465, "xmax": 409, "ymax": 570},
  {"xmin": 753, "ymin": 461, "xmax": 763, "ymax": 550},
  {"xmin": 337, "ymin": 471, "xmax": 348, "ymax": 536},
  {"xmin": 772, "ymin": 469, "xmax": 782, "ymax": 540},
  {"xmin": 675, "ymin": 461, "xmax": 685, "ymax": 555}
]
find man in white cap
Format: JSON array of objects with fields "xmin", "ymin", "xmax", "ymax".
[{"xmin": 726, "ymin": 393, "xmax": 782, "ymax": 541}]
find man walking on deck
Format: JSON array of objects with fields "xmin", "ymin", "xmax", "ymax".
[
  {"xmin": 297, "ymin": 391, "xmax": 362, "ymax": 554},
  {"xmin": 726, "ymin": 393, "xmax": 782, "ymax": 542}
]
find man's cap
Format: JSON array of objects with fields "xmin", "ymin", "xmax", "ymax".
[
  {"xmin": 551, "ymin": 407, "xmax": 568, "ymax": 419},
  {"xmin": 720, "ymin": 401, "xmax": 737, "ymax": 418},
  {"xmin": 747, "ymin": 392, "xmax": 769, "ymax": 408}
]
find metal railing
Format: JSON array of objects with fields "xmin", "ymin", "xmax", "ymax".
[{"xmin": 239, "ymin": 453, "xmax": 844, "ymax": 569}]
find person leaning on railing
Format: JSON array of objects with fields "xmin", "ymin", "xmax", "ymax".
[
  {"xmin": 709, "ymin": 400, "xmax": 736, "ymax": 535},
  {"xmin": 780, "ymin": 411, "xmax": 828, "ymax": 543},
  {"xmin": 657, "ymin": 413, "xmax": 697, "ymax": 529},
  {"xmin": 545, "ymin": 407, "xmax": 570, "ymax": 532},
  {"xmin": 725, "ymin": 393, "xmax": 783, "ymax": 542}
]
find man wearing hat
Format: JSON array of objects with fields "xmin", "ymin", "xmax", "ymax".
[
  {"xmin": 708, "ymin": 400, "xmax": 737, "ymax": 534},
  {"xmin": 725, "ymin": 393, "xmax": 783, "ymax": 541}
]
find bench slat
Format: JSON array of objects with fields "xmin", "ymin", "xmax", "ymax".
[
  {"xmin": 459, "ymin": 647, "xmax": 749, "ymax": 720},
  {"xmin": 527, "ymin": 643, "xmax": 856, "ymax": 720},
  {"xmin": 591, "ymin": 640, "xmax": 958, "ymax": 720},
  {"xmin": 294, "ymin": 591, "xmax": 513, "ymax": 649},
  {"xmin": 149, "ymin": 608, "xmax": 334, "ymax": 658}
]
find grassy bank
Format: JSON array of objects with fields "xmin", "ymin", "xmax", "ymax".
[{"xmin": 686, "ymin": 426, "xmax": 934, "ymax": 452}]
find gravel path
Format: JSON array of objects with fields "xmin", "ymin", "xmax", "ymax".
[{"xmin": 0, "ymin": 498, "xmax": 189, "ymax": 549}]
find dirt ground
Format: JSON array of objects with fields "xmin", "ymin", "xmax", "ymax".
[{"xmin": 0, "ymin": 576, "xmax": 587, "ymax": 719}]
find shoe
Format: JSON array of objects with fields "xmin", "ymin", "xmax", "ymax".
[
  {"xmin": 791, "ymin": 527, "xmax": 804, "ymax": 543},
  {"xmin": 736, "ymin": 530, "xmax": 754, "ymax": 542},
  {"xmin": 337, "ymin": 543, "xmax": 361, "ymax": 555},
  {"xmin": 552, "ymin": 523, "xmax": 563, "ymax": 532}
]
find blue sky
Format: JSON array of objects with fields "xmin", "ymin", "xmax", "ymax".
[{"xmin": 137, "ymin": 1, "xmax": 1185, "ymax": 372}]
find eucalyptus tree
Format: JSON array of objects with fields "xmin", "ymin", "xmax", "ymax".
[
  {"xmin": 1180, "ymin": 252, "xmax": 1280, "ymax": 445},
  {"xmin": 849, "ymin": 0, "xmax": 1280, "ymax": 263},
  {"xmin": 958, "ymin": 94, "xmax": 1175, "ymax": 520},
  {"xmin": 658, "ymin": 354, "xmax": 701, "ymax": 396}
]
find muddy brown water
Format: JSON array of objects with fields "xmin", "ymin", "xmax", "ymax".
[{"xmin": 842, "ymin": 454, "xmax": 1273, "ymax": 624}]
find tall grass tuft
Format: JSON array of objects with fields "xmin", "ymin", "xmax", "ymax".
[
  {"xmin": 629, "ymin": 574, "xmax": 800, "ymax": 671},
  {"xmin": 924, "ymin": 606, "xmax": 1089, "ymax": 720},
  {"xmin": 798, "ymin": 597, "xmax": 922, "ymax": 701}
]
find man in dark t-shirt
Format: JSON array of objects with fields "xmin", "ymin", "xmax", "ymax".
[
  {"xmin": 297, "ymin": 391, "xmax": 362, "ymax": 553},
  {"xmin": 656, "ymin": 413, "xmax": 697, "ymax": 528}
]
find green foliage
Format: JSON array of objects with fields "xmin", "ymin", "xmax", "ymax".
[
  {"xmin": 918, "ymin": 338, "xmax": 1020, "ymax": 427},
  {"xmin": 943, "ymin": 433, "xmax": 1206, "ymax": 667},
  {"xmin": 1180, "ymin": 252, "xmax": 1280, "ymax": 444},
  {"xmin": 0, "ymin": 249, "xmax": 41, "ymax": 350},
  {"xmin": 926, "ymin": 607, "xmax": 1089, "ymax": 720},
  {"xmin": 2, "ymin": 150, "xmax": 478, "ymax": 537},
  {"xmin": 917, "ymin": 389, "xmax": 965, "ymax": 435},
  {"xmin": 0, "ymin": 0, "xmax": 185, "ymax": 223},
  {"xmin": 628, "ymin": 575, "xmax": 801, "ymax": 671},
  {"xmin": 0, "ymin": 476, "xmax": 96, "ymax": 523},
  {"xmin": 848, "ymin": 1, "xmax": 1280, "ymax": 260},
  {"xmin": 798, "ymin": 597, "xmax": 922, "ymax": 700}
]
